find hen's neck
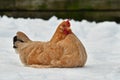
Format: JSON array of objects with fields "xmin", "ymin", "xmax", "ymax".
[{"xmin": 50, "ymin": 29, "xmax": 68, "ymax": 43}]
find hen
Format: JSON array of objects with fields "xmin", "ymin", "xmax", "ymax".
[{"xmin": 13, "ymin": 20, "xmax": 87, "ymax": 68}]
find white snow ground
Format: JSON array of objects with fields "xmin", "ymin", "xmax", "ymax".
[{"xmin": 0, "ymin": 16, "xmax": 120, "ymax": 80}]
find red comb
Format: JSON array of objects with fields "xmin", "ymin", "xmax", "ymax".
[{"xmin": 65, "ymin": 19, "xmax": 70, "ymax": 27}]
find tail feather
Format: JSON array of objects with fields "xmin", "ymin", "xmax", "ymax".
[
  {"xmin": 16, "ymin": 31, "xmax": 31, "ymax": 42},
  {"xmin": 13, "ymin": 31, "xmax": 31, "ymax": 48}
]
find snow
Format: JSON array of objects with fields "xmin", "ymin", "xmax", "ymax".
[{"xmin": 0, "ymin": 15, "xmax": 120, "ymax": 80}]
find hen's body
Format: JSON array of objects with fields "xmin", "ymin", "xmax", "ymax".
[{"xmin": 13, "ymin": 20, "xmax": 87, "ymax": 68}]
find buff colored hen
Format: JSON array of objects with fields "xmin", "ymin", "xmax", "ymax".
[{"xmin": 13, "ymin": 20, "xmax": 87, "ymax": 68}]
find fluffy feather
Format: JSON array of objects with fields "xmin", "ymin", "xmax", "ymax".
[{"xmin": 13, "ymin": 20, "xmax": 87, "ymax": 68}]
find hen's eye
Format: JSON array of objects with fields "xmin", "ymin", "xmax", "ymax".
[{"xmin": 62, "ymin": 24, "xmax": 66, "ymax": 28}]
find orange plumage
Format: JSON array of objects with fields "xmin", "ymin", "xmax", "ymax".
[{"xmin": 13, "ymin": 20, "xmax": 87, "ymax": 68}]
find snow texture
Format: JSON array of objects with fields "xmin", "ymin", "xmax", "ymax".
[{"xmin": 0, "ymin": 16, "xmax": 120, "ymax": 80}]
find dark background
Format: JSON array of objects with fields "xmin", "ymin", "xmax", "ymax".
[{"xmin": 0, "ymin": 0, "xmax": 120, "ymax": 22}]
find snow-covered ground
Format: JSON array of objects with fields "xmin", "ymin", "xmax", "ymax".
[{"xmin": 0, "ymin": 16, "xmax": 120, "ymax": 80}]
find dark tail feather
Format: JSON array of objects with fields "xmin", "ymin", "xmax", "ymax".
[{"xmin": 13, "ymin": 36, "xmax": 18, "ymax": 48}]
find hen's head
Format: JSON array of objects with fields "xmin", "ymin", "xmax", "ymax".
[
  {"xmin": 50, "ymin": 20, "xmax": 72, "ymax": 43},
  {"xmin": 58, "ymin": 20, "xmax": 72, "ymax": 35}
]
